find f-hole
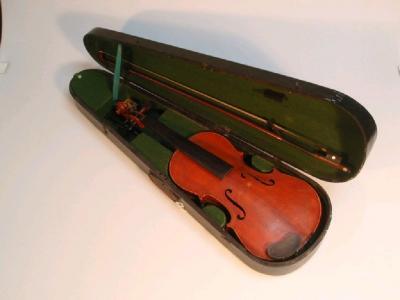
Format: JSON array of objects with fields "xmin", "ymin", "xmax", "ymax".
[{"xmin": 225, "ymin": 189, "xmax": 246, "ymax": 220}]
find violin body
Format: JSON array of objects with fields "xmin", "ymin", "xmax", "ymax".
[
  {"xmin": 114, "ymin": 98, "xmax": 323, "ymax": 260},
  {"xmin": 169, "ymin": 131, "xmax": 322, "ymax": 260}
]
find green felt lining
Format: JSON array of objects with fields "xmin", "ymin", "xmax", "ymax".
[
  {"xmin": 130, "ymin": 133, "xmax": 172, "ymax": 175},
  {"xmin": 251, "ymin": 155, "xmax": 274, "ymax": 173},
  {"xmin": 202, "ymin": 204, "xmax": 227, "ymax": 228},
  {"xmin": 83, "ymin": 29, "xmax": 373, "ymax": 181},
  {"xmin": 158, "ymin": 109, "xmax": 206, "ymax": 137}
]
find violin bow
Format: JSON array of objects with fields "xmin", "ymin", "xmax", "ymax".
[{"xmin": 99, "ymin": 50, "xmax": 350, "ymax": 174}]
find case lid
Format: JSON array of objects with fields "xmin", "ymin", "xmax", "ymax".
[{"xmin": 83, "ymin": 28, "xmax": 376, "ymax": 182}]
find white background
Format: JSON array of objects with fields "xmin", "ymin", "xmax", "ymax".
[{"xmin": 1, "ymin": 1, "xmax": 399, "ymax": 299}]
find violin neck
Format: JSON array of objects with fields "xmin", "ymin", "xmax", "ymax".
[{"xmin": 142, "ymin": 117, "xmax": 233, "ymax": 179}]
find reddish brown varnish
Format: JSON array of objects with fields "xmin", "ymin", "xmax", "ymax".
[
  {"xmin": 114, "ymin": 98, "xmax": 322, "ymax": 261},
  {"xmin": 169, "ymin": 132, "xmax": 322, "ymax": 260}
]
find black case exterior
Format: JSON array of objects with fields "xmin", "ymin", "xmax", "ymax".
[{"xmin": 70, "ymin": 28, "xmax": 377, "ymax": 274}]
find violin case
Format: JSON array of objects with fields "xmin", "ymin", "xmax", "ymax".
[{"xmin": 69, "ymin": 28, "xmax": 377, "ymax": 274}]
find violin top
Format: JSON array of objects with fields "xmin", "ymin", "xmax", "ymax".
[{"xmin": 169, "ymin": 131, "xmax": 322, "ymax": 260}]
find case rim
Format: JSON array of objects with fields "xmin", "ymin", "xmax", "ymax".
[{"xmin": 69, "ymin": 27, "xmax": 377, "ymax": 274}]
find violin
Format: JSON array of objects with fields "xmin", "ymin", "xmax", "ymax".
[{"xmin": 115, "ymin": 98, "xmax": 322, "ymax": 260}]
